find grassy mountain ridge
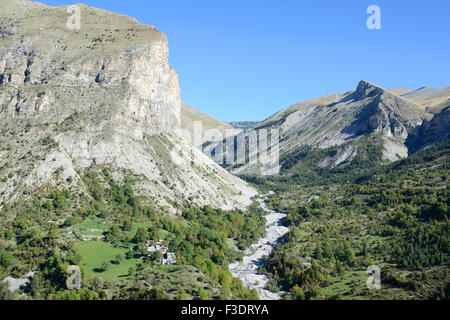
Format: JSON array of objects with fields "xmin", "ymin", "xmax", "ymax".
[{"xmin": 401, "ymin": 86, "xmax": 450, "ymax": 113}]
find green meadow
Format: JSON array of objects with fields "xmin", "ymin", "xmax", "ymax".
[{"xmin": 76, "ymin": 241, "xmax": 141, "ymax": 280}]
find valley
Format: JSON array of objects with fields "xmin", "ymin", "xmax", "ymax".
[{"xmin": 0, "ymin": 0, "xmax": 448, "ymax": 302}]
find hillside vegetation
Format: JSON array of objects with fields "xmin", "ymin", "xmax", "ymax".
[
  {"xmin": 0, "ymin": 166, "xmax": 265, "ymax": 300},
  {"xmin": 244, "ymin": 139, "xmax": 450, "ymax": 300}
]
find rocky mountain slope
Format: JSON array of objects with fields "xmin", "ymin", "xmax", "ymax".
[
  {"xmin": 0, "ymin": 0, "xmax": 256, "ymax": 211},
  {"xmin": 213, "ymin": 80, "xmax": 449, "ymax": 176},
  {"xmin": 407, "ymin": 106, "xmax": 450, "ymax": 153}
]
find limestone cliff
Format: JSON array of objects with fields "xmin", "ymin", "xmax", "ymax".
[{"xmin": 0, "ymin": 0, "xmax": 256, "ymax": 211}]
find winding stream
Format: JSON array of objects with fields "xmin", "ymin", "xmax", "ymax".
[{"xmin": 228, "ymin": 198, "xmax": 289, "ymax": 300}]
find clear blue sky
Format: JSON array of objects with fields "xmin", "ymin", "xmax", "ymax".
[{"xmin": 39, "ymin": 0, "xmax": 450, "ymax": 121}]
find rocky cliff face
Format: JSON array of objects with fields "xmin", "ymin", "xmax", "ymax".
[
  {"xmin": 407, "ymin": 106, "xmax": 450, "ymax": 153},
  {"xmin": 0, "ymin": 0, "xmax": 256, "ymax": 211},
  {"xmin": 0, "ymin": 0, "xmax": 180, "ymax": 132}
]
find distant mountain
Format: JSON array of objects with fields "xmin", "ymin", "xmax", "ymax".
[
  {"xmin": 181, "ymin": 103, "xmax": 241, "ymax": 143},
  {"xmin": 212, "ymin": 81, "xmax": 450, "ymax": 176},
  {"xmin": 228, "ymin": 121, "xmax": 262, "ymax": 130}
]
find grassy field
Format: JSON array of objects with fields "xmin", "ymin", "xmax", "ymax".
[
  {"xmin": 76, "ymin": 241, "xmax": 140, "ymax": 280},
  {"xmin": 75, "ymin": 240, "xmax": 223, "ymax": 298},
  {"xmin": 72, "ymin": 219, "xmax": 169, "ymax": 239},
  {"xmin": 73, "ymin": 217, "xmax": 111, "ymax": 231},
  {"xmin": 322, "ymin": 270, "xmax": 370, "ymax": 299}
]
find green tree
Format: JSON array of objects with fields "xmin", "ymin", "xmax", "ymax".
[
  {"xmin": 198, "ymin": 286, "xmax": 210, "ymax": 300},
  {"xmin": 107, "ymin": 225, "xmax": 121, "ymax": 238},
  {"xmin": 102, "ymin": 261, "xmax": 111, "ymax": 271},
  {"xmin": 150, "ymin": 250, "xmax": 163, "ymax": 264},
  {"xmin": 148, "ymin": 285, "xmax": 167, "ymax": 300},
  {"xmin": 42, "ymin": 256, "xmax": 68, "ymax": 290},
  {"xmin": 30, "ymin": 273, "xmax": 41, "ymax": 298},
  {"xmin": 0, "ymin": 282, "xmax": 14, "ymax": 300},
  {"xmin": 128, "ymin": 266, "xmax": 136, "ymax": 276},
  {"xmin": 126, "ymin": 249, "xmax": 134, "ymax": 259},
  {"xmin": 135, "ymin": 243, "xmax": 148, "ymax": 256},
  {"xmin": 0, "ymin": 250, "xmax": 13, "ymax": 267},
  {"xmin": 123, "ymin": 220, "xmax": 133, "ymax": 231},
  {"xmin": 291, "ymin": 284, "xmax": 304, "ymax": 300},
  {"xmin": 133, "ymin": 227, "xmax": 147, "ymax": 243},
  {"xmin": 148, "ymin": 226, "xmax": 159, "ymax": 241},
  {"xmin": 115, "ymin": 253, "xmax": 125, "ymax": 264}
]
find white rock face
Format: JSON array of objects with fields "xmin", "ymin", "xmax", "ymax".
[
  {"xmin": 382, "ymin": 138, "xmax": 409, "ymax": 162},
  {"xmin": 0, "ymin": 32, "xmax": 180, "ymax": 134},
  {"xmin": 0, "ymin": 0, "xmax": 256, "ymax": 211},
  {"xmin": 2, "ymin": 271, "xmax": 35, "ymax": 293},
  {"xmin": 319, "ymin": 145, "xmax": 358, "ymax": 168}
]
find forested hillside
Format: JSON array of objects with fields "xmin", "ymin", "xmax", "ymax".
[
  {"xmin": 243, "ymin": 139, "xmax": 450, "ymax": 299},
  {"xmin": 0, "ymin": 167, "xmax": 265, "ymax": 300}
]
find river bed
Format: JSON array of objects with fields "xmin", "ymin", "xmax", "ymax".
[{"xmin": 228, "ymin": 199, "xmax": 289, "ymax": 300}]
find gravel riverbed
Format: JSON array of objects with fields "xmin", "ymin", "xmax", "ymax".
[{"xmin": 229, "ymin": 199, "xmax": 289, "ymax": 300}]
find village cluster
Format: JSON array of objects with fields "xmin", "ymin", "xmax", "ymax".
[{"xmin": 146, "ymin": 240, "xmax": 177, "ymax": 265}]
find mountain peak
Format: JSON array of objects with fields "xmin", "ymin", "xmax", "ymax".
[{"xmin": 354, "ymin": 80, "xmax": 386, "ymax": 99}]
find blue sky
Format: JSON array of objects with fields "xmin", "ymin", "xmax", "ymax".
[{"xmin": 39, "ymin": 0, "xmax": 450, "ymax": 121}]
